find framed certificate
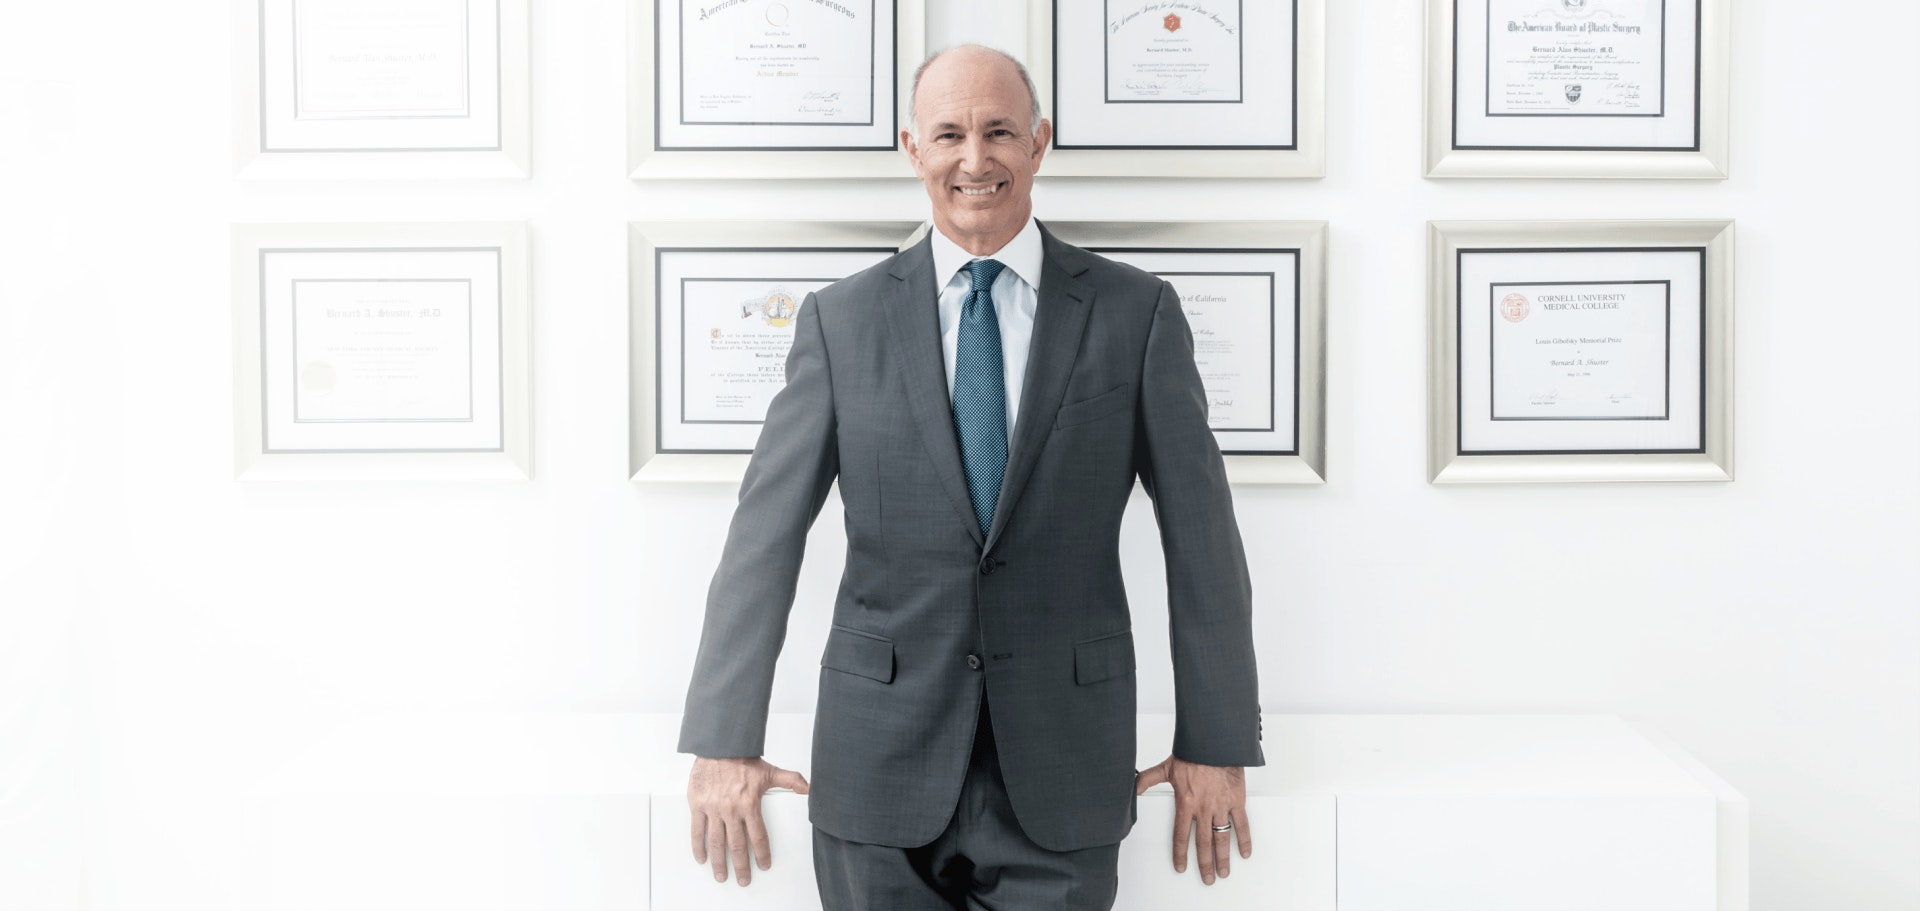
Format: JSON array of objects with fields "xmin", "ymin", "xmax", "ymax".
[
  {"xmin": 1045, "ymin": 221, "xmax": 1328, "ymax": 484},
  {"xmin": 234, "ymin": 0, "xmax": 532, "ymax": 179},
  {"xmin": 1429, "ymin": 220, "xmax": 1733, "ymax": 483},
  {"xmin": 1031, "ymin": 0, "xmax": 1325, "ymax": 177},
  {"xmin": 1425, "ymin": 0, "xmax": 1728, "ymax": 177},
  {"xmin": 629, "ymin": 221, "xmax": 921, "ymax": 480},
  {"xmin": 233, "ymin": 222, "xmax": 532, "ymax": 480},
  {"xmin": 629, "ymin": 1, "xmax": 925, "ymax": 179}
]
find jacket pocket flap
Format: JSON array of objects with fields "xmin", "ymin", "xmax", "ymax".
[
  {"xmin": 1073, "ymin": 631, "xmax": 1136, "ymax": 685},
  {"xmin": 823, "ymin": 626, "xmax": 895, "ymax": 683},
  {"xmin": 1053, "ymin": 383, "xmax": 1132, "ymax": 429}
]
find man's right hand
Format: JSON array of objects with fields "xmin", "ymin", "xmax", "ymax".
[{"xmin": 688, "ymin": 756, "xmax": 810, "ymax": 886}]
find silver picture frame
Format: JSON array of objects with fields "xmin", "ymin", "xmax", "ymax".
[
  {"xmin": 627, "ymin": 0, "xmax": 926, "ymax": 180},
  {"xmin": 232, "ymin": 221, "xmax": 534, "ymax": 480},
  {"xmin": 233, "ymin": 0, "xmax": 533, "ymax": 180},
  {"xmin": 1423, "ymin": 0, "xmax": 1730, "ymax": 179},
  {"xmin": 1428, "ymin": 220, "xmax": 1734, "ymax": 483}
]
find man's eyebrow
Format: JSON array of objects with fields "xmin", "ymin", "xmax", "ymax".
[{"xmin": 927, "ymin": 118, "xmax": 1019, "ymax": 133}]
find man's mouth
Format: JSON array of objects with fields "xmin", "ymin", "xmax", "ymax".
[{"xmin": 956, "ymin": 182, "xmax": 1004, "ymax": 197}]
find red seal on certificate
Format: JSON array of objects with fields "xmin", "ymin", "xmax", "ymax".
[
  {"xmin": 1500, "ymin": 292, "xmax": 1530, "ymax": 323},
  {"xmin": 1163, "ymin": 13, "xmax": 1181, "ymax": 32}
]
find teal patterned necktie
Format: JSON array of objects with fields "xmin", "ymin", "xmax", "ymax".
[{"xmin": 952, "ymin": 259, "xmax": 1008, "ymax": 536}]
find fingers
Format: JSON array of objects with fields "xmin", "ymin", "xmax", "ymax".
[
  {"xmin": 690, "ymin": 807, "xmax": 708, "ymax": 864},
  {"xmin": 1233, "ymin": 806, "xmax": 1254, "ymax": 858},
  {"xmin": 728, "ymin": 816, "xmax": 753, "ymax": 885},
  {"xmin": 1135, "ymin": 762, "xmax": 1170, "ymax": 795},
  {"xmin": 706, "ymin": 816, "xmax": 729, "ymax": 883},
  {"xmin": 1209, "ymin": 815, "xmax": 1231, "ymax": 879},
  {"xmin": 1171, "ymin": 812, "xmax": 1190, "ymax": 874},
  {"xmin": 1195, "ymin": 811, "xmax": 1219, "ymax": 884},
  {"xmin": 745, "ymin": 810, "xmax": 773, "ymax": 872},
  {"xmin": 771, "ymin": 768, "xmax": 810, "ymax": 794}
]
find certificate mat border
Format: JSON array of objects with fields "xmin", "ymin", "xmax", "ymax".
[
  {"xmin": 1100, "ymin": 0, "xmax": 1246, "ymax": 106},
  {"xmin": 630, "ymin": 221, "xmax": 925, "ymax": 482},
  {"xmin": 1478, "ymin": 0, "xmax": 1669, "ymax": 120},
  {"xmin": 1423, "ymin": 0, "xmax": 1728, "ymax": 177},
  {"xmin": 233, "ymin": 222, "xmax": 533, "ymax": 480},
  {"xmin": 1485, "ymin": 278, "xmax": 1671, "ymax": 422},
  {"xmin": 263, "ymin": 249, "xmax": 500, "ymax": 451},
  {"xmin": 672, "ymin": 0, "xmax": 878, "ymax": 129},
  {"xmin": 1460, "ymin": 249, "xmax": 1700, "ymax": 453},
  {"xmin": 1048, "ymin": 220, "xmax": 1328, "ymax": 485},
  {"xmin": 1029, "ymin": 0, "xmax": 1325, "ymax": 176},
  {"xmin": 234, "ymin": 0, "xmax": 532, "ymax": 179},
  {"xmin": 1427, "ymin": 221, "xmax": 1733, "ymax": 484},
  {"xmin": 629, "ymin": 0, "xmax": 925, "ymax": 178}
]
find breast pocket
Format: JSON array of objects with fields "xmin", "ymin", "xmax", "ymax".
[{"xmin": 1053, "ymin": 383, "xmax": 1133, "ymax": 430}]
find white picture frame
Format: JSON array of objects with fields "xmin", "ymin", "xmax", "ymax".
[
  {"xmin": 628, "ymin": 0, "xmax": 926, "ymax": 180},
  {"xmin": 233, "ymin": 0, "xmax": 532, "ymax": 180},
  {"xmin": 1424, "ymin": 0, "xmax": 1729, "ymax": 178},
  {"xmin": 232, "ymin": 221, "xmax": 533, "ymax": 480},
  {"xmin": 1428, "ymin": 220, "xmax": 1733, "ymax": 483},
  {"xmin": 628, "ymin": 221, "xmax": 922, "ymax": 481},
  {"xmin": 1029, "ymin": 0, "xmax": 1326, "ymax": 178},
  {"xmin": 1044, "ymin": 220, "xmax": 1328, "ymax": 484}
]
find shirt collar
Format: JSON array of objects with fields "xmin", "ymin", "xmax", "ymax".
[{"xmin": 929, "ymin": 217, "xmax": 1043, "ymax": 293}]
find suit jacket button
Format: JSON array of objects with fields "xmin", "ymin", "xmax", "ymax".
[
  {"xmin": 966, "ymin": 654, "xmax": 982, "ymax": 670},
  {"xmin": 978, "ymin": 558, "xmax": 996, "ymax": 576}
]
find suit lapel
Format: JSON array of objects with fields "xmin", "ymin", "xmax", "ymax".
[
  {"xmin": 984, "ymin": 226, "xmax": 1096, "ymax": 554},
  {"xmin": 883, "ymin": 237, "xmax": 985, "ymax": 548}
]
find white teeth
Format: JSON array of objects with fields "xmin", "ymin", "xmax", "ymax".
[{"xmin": 959, "ymin": 184, "xmax": 999, "ymax": 196}]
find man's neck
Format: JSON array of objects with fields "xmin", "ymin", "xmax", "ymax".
[{"xmin": 933, "ymin": 217, "xmax": 1031, "ymax": 258}]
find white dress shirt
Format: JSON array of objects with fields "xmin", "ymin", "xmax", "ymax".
[{"xmin": 929, "ymin": 217, "xmax": 1043, "ymax": 439}]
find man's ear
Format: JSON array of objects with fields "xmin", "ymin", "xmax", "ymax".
[
  {"xmin": 901, "ymin": 129, "xmax": 922, "ymax": 175},
  {"xmin": 1031, "ymin": 118, "xmax": 1052, "ymax": 168}
]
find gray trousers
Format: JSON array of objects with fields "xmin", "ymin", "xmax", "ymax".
[{"xmin": 811, "ymin": 696, "xmax": 1124, "ymax": 911}]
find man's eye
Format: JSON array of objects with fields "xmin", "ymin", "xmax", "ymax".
[{"xmin": 990, "ymin": 129, "xmax": 1012, "ymax": 137}]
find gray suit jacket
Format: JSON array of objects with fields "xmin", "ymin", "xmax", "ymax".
[{"xmin": 678, "ymin": 223, "xmax": 1262, "ymax": 852}]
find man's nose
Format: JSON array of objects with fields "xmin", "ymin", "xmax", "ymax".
[{"xmin": 958, "ymin": 134, "xmax": 989, "ymax": 174}]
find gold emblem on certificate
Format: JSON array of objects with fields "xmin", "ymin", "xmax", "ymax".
[{"xmin": 740, "ymin": 288, "xmax": 800, "ymax": 328}]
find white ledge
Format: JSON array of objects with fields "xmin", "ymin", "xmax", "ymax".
[{"xmin": 247, "ymin": 713, "xmax": 1745, "ymax": 911}]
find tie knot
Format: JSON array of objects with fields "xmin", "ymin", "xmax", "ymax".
[{"xmin": 966, "ymin": 258, "xmax": 1006, "ymax": 293}]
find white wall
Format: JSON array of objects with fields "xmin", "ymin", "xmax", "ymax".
[{"xmin": 2, "ymin": 0, "xmax": 1916, "ymax": 909}]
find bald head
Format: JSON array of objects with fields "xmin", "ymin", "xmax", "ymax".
[{"xmin": 907, "ymin": 45, "xmax": 1042, "ymax": 140}]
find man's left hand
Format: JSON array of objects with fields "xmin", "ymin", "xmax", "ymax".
[{"xmin": 1134, "ymin": 755, "xmax": 1251, "ymax": 885}]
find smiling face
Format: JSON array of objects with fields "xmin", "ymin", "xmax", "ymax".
[{"xmin": 903, "ymin": 48, "xmax": 1052, "ymax": 256}]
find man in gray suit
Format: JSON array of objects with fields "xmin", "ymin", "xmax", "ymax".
[{"xmin": 679, "ymin": 45, "xmax": 1262, "ymax": 909}]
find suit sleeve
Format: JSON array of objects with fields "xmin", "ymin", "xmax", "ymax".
[
  {"xmin": 1135, "ymin": 280, "xmax": 1265, "ymax": 768},
  {"xmin": 676, "ymin": 290, "xmax": 839, "ymax": 758}
]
